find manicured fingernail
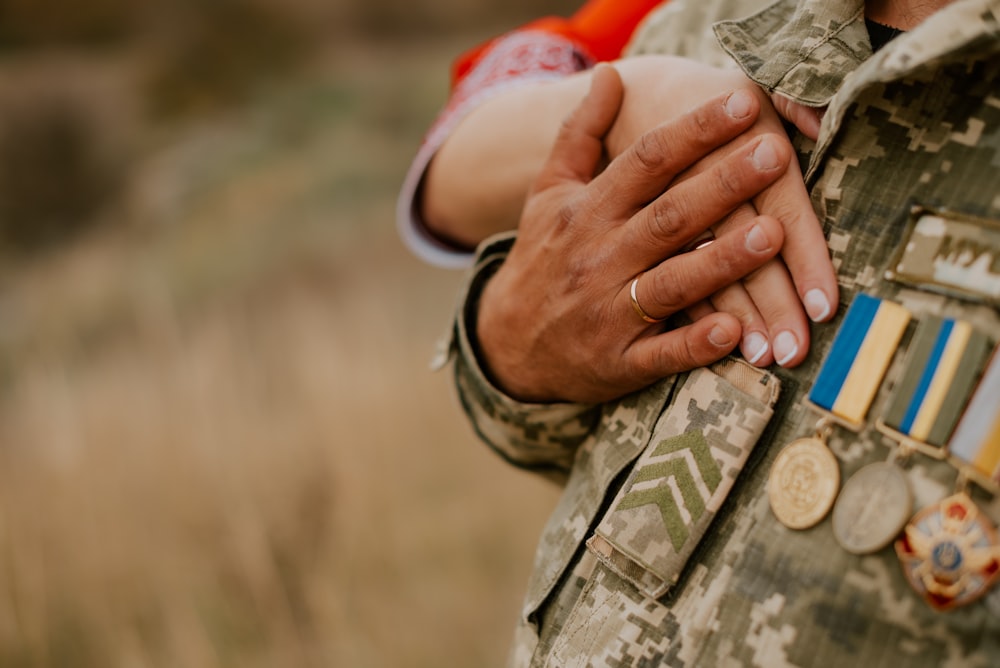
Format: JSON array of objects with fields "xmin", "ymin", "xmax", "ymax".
[
  {"xmin": 774, "ymin": 331, "xmax": 799, "ymax": 366},
  {"xmin": 751, "ymin": 138, "xmax": 780, "ymax": 170},
  {"xmin": 804, "ymin": 289, "xmax": 831, "ymax": 322},
  {"xmin": 744, "ymin": 332, "xmax": 769, "ymax": 365},
  {"xmin": 745, "ymin": 224, "xmax": 772, "ymax": 253},
  {"xmin": 725, "ymin": 90, "xmax": 753, "ymax": 119},
  {"xmin": 709, "ymin": 325, "xmax": 733, "ymax": 347}
]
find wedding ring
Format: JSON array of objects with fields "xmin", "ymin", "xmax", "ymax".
[
  {"xmin": 682, "ymin": 231, "xmax": 716, "ymax": 253},
  {"xmin": 630, "ymin": 274, "xmax": 665, "ymax": 324}
]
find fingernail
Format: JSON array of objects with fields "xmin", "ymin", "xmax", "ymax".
[
  {"xmin": 774, "ymin": 331, "xmax": 799, "ymax": 366},
  {"xmin": 708, "ymin": 325, "xmax": 733, "ymax": 347},
  {"xmin": 725, "ymin": 90, "xmax": 753, "ymax": 119},
  {"xmin": 804, "ymin": 289, "xmax": 831, "ymax": 322},
  {"xmin": 751, "ymin": 138, "xmax": 780, "ymax": 170},
  {"xmin": 745, "ymin": 224, "xmax": 772, "ymax": 253},
  {"xmin": 744, "ymin": 332, "xmax": 769, "ymax": 365}
]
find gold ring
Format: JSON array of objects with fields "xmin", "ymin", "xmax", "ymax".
[
  {"xmin": 682, "ymin": 231, "xmax": 716, "ymax": 253},
  {"xmin": 630, "ymin": 274, "xmax": 665, "ymax": 323}
]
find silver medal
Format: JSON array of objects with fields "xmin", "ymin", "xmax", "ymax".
[{"xmin": 832, "ymin": 461, "xmax": 913, "ymax": 554}]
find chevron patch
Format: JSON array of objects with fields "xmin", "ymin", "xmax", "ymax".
[
  {"xmin": 615, "ymin": 431, "xmax": 722, "ymax": 552},
  {"xmin": 588, "ymin": 362, "xmax": 779, "ymax": 599}
]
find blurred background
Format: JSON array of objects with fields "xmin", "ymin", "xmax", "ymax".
[{"xmin": 0, "ymin": 0, "xmax": 579, "ymax": 665}]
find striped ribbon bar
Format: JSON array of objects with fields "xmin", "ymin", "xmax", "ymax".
[
  {"xmin": 882, "ymin": 316, "xmax": 991, "ymax": 448},
  {"xmin": 809, "ymin": 294, "xmax": 911, "ymax": 429},
  {"xmin": 949, "ymin": 345, "xmax": 1000, "ymax": 486}
]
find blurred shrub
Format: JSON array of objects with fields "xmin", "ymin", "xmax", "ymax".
[
  {"xmin": 142, "ymin": 0, "xmax": 313, "ymax": 117},
  {"xmin": 340, "ymin": 0, "xmax": 580, "ymax": 37},
  {"xmin": 0, "ymin": 0, "xmax": 138, "ymax": 50},
  {"xmin": 0, "ymin": 63, "xmax": 133, "ymax": 253},
  {"xmin": 0, "ymin": 0, "xmax": 583, "ymax": 254}
]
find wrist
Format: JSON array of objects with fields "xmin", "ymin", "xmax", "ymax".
[{"xmin": 475, "ymin": 267, "xmax": 559, "ymax": 404}]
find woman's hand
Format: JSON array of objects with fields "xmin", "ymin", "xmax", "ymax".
[
  {"xmin": 477, "ymin": 66, "xmax": 792, "ymax": 403},
  {"xmin": 605, "ymin": 56, "xmax": 837, "ymax": 369}
]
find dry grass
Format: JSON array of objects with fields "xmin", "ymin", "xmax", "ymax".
[{"xmin": 0, "ymin": 37, "xmax": 559, "ymax": 667}]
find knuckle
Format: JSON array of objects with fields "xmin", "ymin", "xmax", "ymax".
[
  {"xmin": 654, "ymin": 337, "xmax": 696, "ymax": 375},
  {"xmin": 648, "ymin": 199, "xmax": 686, "ymax": 243},
  {"xmin": 714, "ymin": 164, "xmax": 745, "ymax": 201},
  {"xmin": 682, "ymin": 336, "xmax": 705, "ymax": 368},
  {"xmin": 555, "ymin": 199, "xmax": 579, "ymax": 233},
  {"xmin": 691, "ymin": 104, "xmax": 715, "ymax": 139},
  {"xmin": 631, "ymin": 351, "xmax": 658, "ymax": 380},
  {"xmin": 632, "ymin": 130, "xmax": 668, "ymax": 176},
  {"xmin": 564, "ymin": 254, "xmax": 591, "ymax": 294},
  {"xmin": 646, "ymin": 268, "xmax": 684, "ymax": 314}
]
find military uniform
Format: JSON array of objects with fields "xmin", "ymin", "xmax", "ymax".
[{"xmin": 443, "ymin": 0, "xmax": 1000, "ymax": 664}]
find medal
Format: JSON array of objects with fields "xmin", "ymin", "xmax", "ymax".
[
  {"xmin": 894, "ymin": 492, "xmax": 1000, "ymax": 611},
  {"xmin": 832, "ymin": 459, "xmax": 912, "ymax": 554},
  {"xmin": 890, "ymin": 338, "xmax": 1000, "ymax": 610},
  {"xmin": 769, "ymin": 294, "xmax": 911, "ymax": 529},
  {"xmin": 836, "ymin": 316, "xmax": 991, "ymax": 554},
  {"xmin": 768, "ymin": 422, "xmax": 840, "ymax": 530}
]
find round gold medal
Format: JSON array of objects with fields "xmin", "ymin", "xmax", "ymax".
[
  {"xmin": 767, "ymin": 437, "xmax": 840, "ymax": 530},
  {"xmin": 832, "ymin": 462, "xmax": 912, "ymax": 554}
]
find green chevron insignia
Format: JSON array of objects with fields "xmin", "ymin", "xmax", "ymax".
[{"xmin": 615, "ymin": 431, "xmax": 722, "ymax": 552}]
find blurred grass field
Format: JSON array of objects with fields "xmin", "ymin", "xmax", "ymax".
[{"xmin": 0, "ymin": 2, "xmax": 576, "ymax": 665}]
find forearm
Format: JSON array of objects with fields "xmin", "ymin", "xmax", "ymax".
[
  {"xmin": 421, "ymin": 72, "xmax": 594, "ymax": 249},
  {"xmin": 420, "ymin": 56, "xmax": 749, "ymax": 250}
]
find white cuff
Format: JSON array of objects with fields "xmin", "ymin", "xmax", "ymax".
[{"xmin": 396, "ymin": 30, "xmax": 592, "ymax": 269}]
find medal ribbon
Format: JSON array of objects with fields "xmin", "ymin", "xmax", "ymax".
[
  {"xmin": 882, "ymin": 317, "xmax": 992, "ymax": 447},
  {"xmin": 949, "ymin": 345, "xmax": 1000, "ymax": 485},
  {"xmin": 809, "ymin": 294, "xmax": 911, "ymax": 428}
]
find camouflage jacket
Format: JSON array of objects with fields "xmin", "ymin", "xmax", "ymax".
[{"xmin": 444, "ymin": 0, "xmax": 1000, "ymax": 665}]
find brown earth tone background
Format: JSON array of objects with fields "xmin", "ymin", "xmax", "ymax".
[{"xmin": 0, "ymin": 1, "xmax": 579, "ymax": 665}]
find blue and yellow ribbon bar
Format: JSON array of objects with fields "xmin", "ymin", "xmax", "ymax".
[
  {"xmin": 882, "ymin": 317, "xmax": 991, "ymax": 447},
  {"xmin": 809, "ymin": 294, "xmax": 911, "ymax": 429},
  {"xmin": 949, "ymin": 345, "xmax": 1000, "ymax": 487}
]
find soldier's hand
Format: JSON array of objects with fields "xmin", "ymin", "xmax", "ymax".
[
  {"xmin": 606, "ymin": 57, "xmax": 837, "ymax": 368},
  {"xmin": 477, "ymin": 65, "xmax": 790, "ymax": 403}
]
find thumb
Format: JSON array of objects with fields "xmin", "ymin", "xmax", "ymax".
[
  {"xmin": 534, "ymin": 63, "xmax": 624, "ymax": 191},
  {"xmin": 771, "ymin": 93, "xmax": 822, "ymax": 142}
]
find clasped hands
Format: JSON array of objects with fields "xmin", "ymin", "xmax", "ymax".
[{"xmin": 477, "ymin": 62, "xmax": 838, "ymax": 403}]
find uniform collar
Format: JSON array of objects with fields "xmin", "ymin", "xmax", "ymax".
[{"xmin": 713, "ymin": 0, "xmax": 1000, "ymax": 108}]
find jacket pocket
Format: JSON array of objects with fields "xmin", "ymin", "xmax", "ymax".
[{"xmin": 586, "ymin": 358, "xmax": 780, "ymax": 599}]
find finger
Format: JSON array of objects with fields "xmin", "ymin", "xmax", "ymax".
[
  {"xmin": 533, "ymin": 64, "xmax": 624, "ymax": 192},
  {"xmin": 706, "ymin": 203, "xmax": 776, "ymax": 366},
  {"xmin": 623, "ymin": 134, "xmax": 791, "ymax": 266},
  {"xmin": 685, "ymin": 299, "xmax": 716, "ymax": 322},
  {"xmin": 632, "ymin": 214, "xmax": 784, "ymax": 322},
  {"xmin": 708, "ymin": 282, "xmax": 773, "ymax": 366},
  {"xmin": 588, "ymin": 88, "xmax": 761, "ymax": 219},
  {"xmin": 734, "ymin": 258, "xmax": 810, "ymax": 367},
  {"xmin": 752, "ymin": 168, "xmax": 839, "ymax": 323},
  {"xmin": 623, "ymin": 313, "xmax": 741, "ymax": 385},
  {"xmin": 771, "ymin": 93, "xmax": 822, "ymax": 141}
]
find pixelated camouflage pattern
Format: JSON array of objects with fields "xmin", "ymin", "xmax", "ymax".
[
  {"xmin": 625, "ymin": 0, "xmax": 769, "ymax": 68},
  {"xmin": 451, "ymin": 232, "xmax": 602, "ymax": 483},
  {"xmin": 714, "ymin": 2, "xmax": 872, "ymax": 105},
  {"xmin": 446, "ymin": 0, "xmax": 1000, "ymax": 665},
  {"xmin": 588, "ymin": 361, "xmax": 779, "ymax": 599}
]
